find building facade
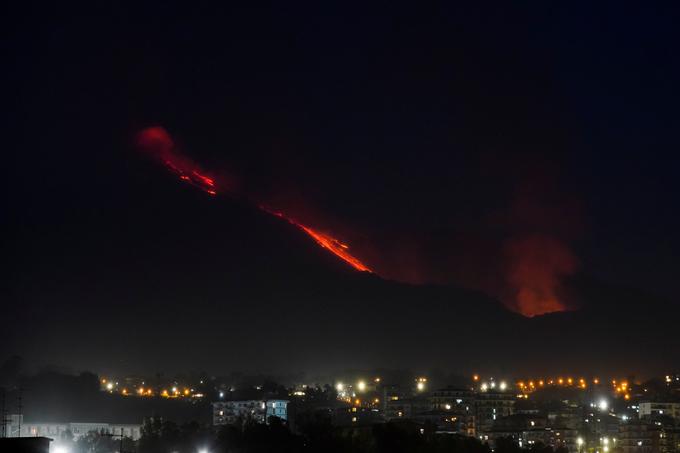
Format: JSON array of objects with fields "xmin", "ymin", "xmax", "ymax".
[
  {"xmin": 428, "ymin": 387, "xmax": 475, "ymax": 435},
  {"xmin": 639, "ymin": 402, "xmax": 680, "ymax": 420},
  {"xmin": 619, "ymin": 419, "xmax": 662, "ymax": 453},
  {"xmin": 475, "ymin": 391, "xmax": 516, "ymax": 435},
  {"xmin": 5, "ymin": 416, "xmax": 142, "ymax": 441},
  {"xmin": 212, "ymin": 399, "xmax": 289, "ymax": 425},
  {"xmin": 383, "ymin": 396, "xmax": 432, "ymax": 421}
]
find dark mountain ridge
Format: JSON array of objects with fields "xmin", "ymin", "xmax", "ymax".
[{"xmin": 4, "ymin": 160, "xmax": 677, "ymax": 377}]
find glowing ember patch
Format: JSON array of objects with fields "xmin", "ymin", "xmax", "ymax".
[{"xmin": 192, "ymin": 171, "xmax": 215, "ymax": 187}]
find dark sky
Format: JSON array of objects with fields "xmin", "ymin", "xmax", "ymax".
[{"xmin": 3, "ymin": 2, "xmax": 679, "ymax": 376}]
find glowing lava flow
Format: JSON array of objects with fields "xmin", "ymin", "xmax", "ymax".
[
  {"xmin": 136, "ymin": 126, "xmax": 218, "ymax": 196},
  {"xmin": 261, "ymin": 208, "xmax": 372, "ymax": 273},
  {"xmin": 136, "ymin": 126, "xmax": 371, "ymax": 273}
]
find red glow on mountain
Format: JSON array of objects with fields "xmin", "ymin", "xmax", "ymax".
[
  {"xmin": 136, "ymin": 127, "xmax": 218, "ymax": 196},
  {"xmin": 261, "ymin": 207, "xmax": 372, "ymax": 273},
  {"xmin": 135, "ymin": 126, "xmax": 371, "ymax": 273},
  {"xmin": 505, "ymin": 235, "xmax": 577, "ymax": 317}
]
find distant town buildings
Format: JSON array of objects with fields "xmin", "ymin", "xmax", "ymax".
[
  {"xmin": 212, "ymin": 399, "xmax": 289, "ymax": 425},
  {"xmin": 19, "ymin": 369, "xmax": 672, "ymax": 452},
  {"xmin": 474, "ymin": 389, "xmax": 516, "ymax": 434},
  {"xmin": 619, "ymin": 418, "xmax": 662, "ymax": 453},
  {"xmin": 3, "ymin": 415, "xmax": 142, "ymax": 441},
  {"xmin": 639, "ymin": 401, "xmax": 680, "ymax": 419}
]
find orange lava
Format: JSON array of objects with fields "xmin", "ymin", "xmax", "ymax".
[
  {"xmin": 137, "ymin": 127, "xmax": 218, "ymax": 196},
  {"xmin": 137, "ymin": 126, "xmax": 371, "ymax": 273},
  {"xmin": 164, "ymin": 160, "xmax": 217, "ymax": 195},
  {"xmin": 262, "ymin": 208, "xmax": 372, "ymax": 273}
]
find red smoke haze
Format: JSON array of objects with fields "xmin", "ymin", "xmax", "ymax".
[{"xmin": 504, "ymin": 235, "xmax": 578, "ymax": 317}]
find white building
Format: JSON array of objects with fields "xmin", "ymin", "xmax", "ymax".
[
  {"xmin": 212, "ymin": 400, "xmax": 288, "ymax": 425},
  {"xmin": 6, "ymin": 415, "xmax": 142, "ymax": 441},
  {"xmin": 638, "ymin": 401, "xmax": 680, "ymax": 419}
]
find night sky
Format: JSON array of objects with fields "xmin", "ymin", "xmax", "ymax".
[{"xmin": 4, "ymin": 3, "xmax": 679, "ymax": 376}]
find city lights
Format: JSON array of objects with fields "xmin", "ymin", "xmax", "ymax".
[
  {"xmin": 86, "ymin": 368, "xmax": 677, "ymax": 453},
  {"xmin": 81, "ymin": 368, "xmax": 679, "ymax": 453},
  {"xmin": 599, "ymin": 399, "xmax": 608, "ymax": 411},
  {"xmin": 8, "ymin": 8, "xmax": 680, "ymax": 453}
]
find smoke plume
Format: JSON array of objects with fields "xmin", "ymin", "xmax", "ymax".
[{"xmin": 504, "ymin": 235, "xmax": 578, "ymax": 317}]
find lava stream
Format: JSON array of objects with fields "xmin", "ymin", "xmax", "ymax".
[
  {"xmin": 261, "ymin": 208, "xmax": 372, "ymax": 273},
  {"xmin": 136, "ymin": 126, "xmax": 371, "ymax": 273}
]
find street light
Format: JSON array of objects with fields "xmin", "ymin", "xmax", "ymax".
[
  {"xmin": 598, "ymin": 399, "xmax": 608, "ymax": 411},
  {"xmin": 576, "ymin": 436, "xmax": 584, "ymax": 453}
]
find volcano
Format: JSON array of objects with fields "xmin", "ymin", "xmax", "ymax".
[{"xmin": 3, "ymin": 154, "xmax": 677, "ymax": 377}]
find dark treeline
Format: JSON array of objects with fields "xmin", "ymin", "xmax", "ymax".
[{"xmin": 133, "ymin": 416, "xmax": 566, "ymax": 453}]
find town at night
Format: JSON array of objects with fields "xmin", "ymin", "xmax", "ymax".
[{"xmin": 3, "ymin": 1, "xmax": 679, "ymax": 453}]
